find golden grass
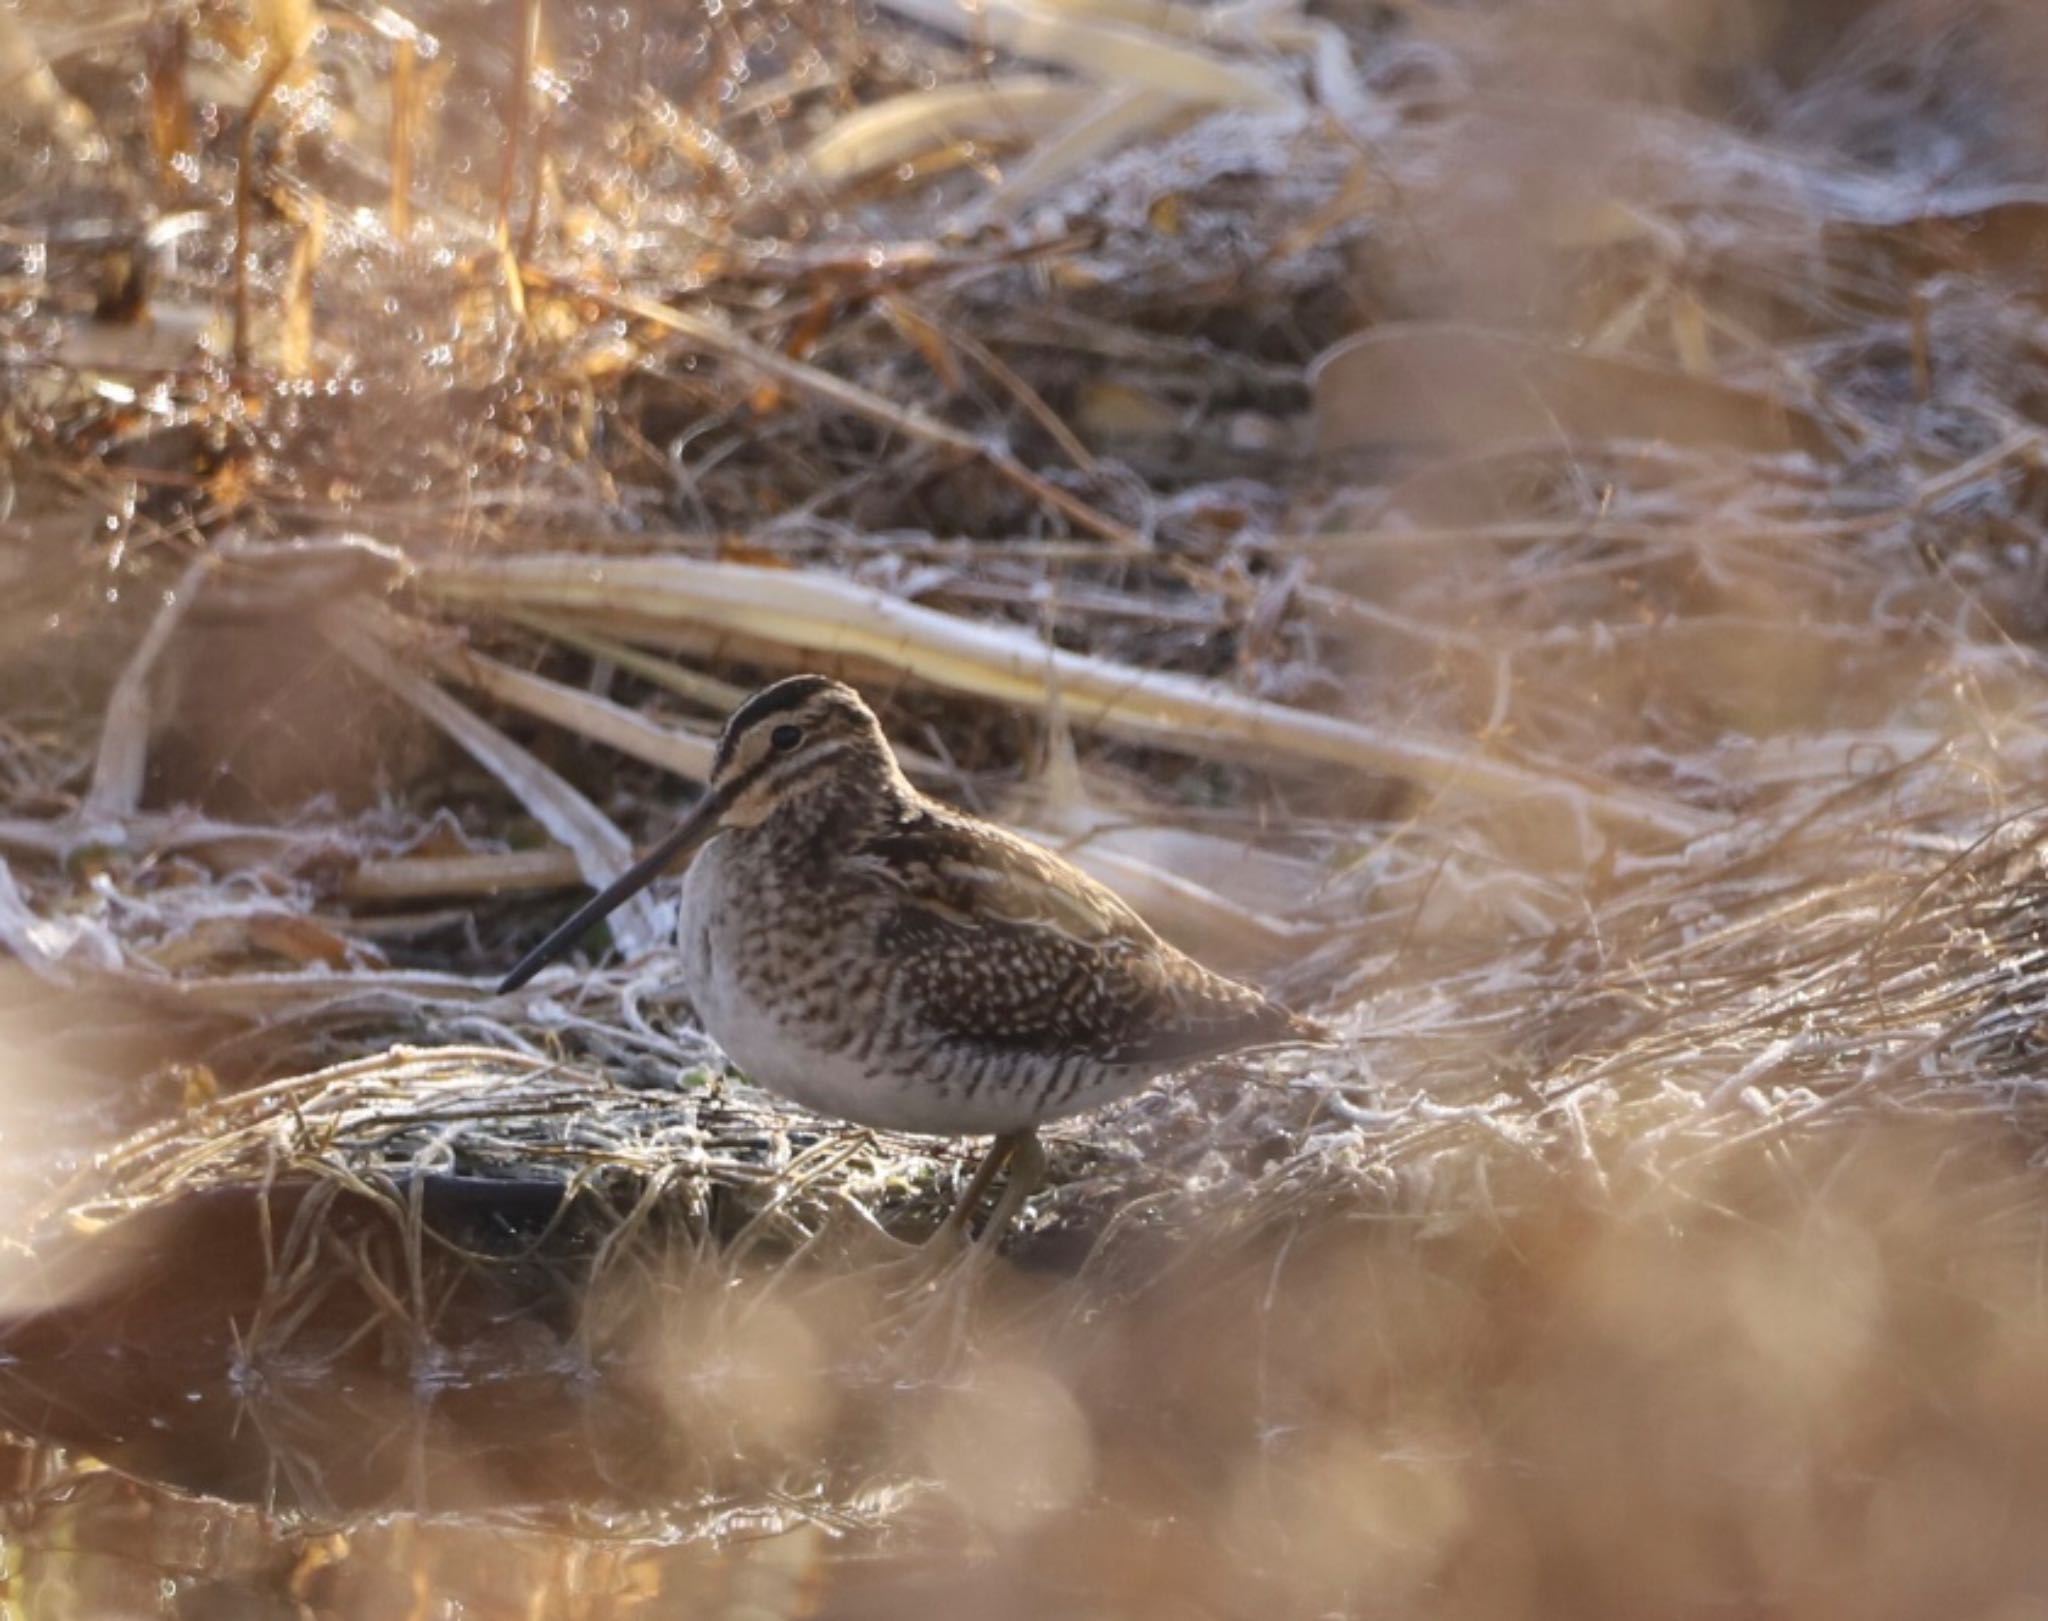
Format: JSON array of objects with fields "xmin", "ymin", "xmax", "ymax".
[{"xmin": 5, "ymin": 0, "xmax": 2048, "ymax": 1611}]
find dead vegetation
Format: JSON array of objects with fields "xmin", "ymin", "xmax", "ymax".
[{"xmin": 6, "ymin": 0, "xmax": 2048, "ymax": 1612}]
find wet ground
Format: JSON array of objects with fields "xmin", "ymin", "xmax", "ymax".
[
  {"xmin": 11, "ymin": 0, "xmax": 2048, "ymax": 1612},
  {"xmin": 3, "ymin": 1113, "xmax": 2048, "ymax": 1619}
]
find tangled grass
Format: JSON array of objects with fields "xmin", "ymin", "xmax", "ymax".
[{"xmin": 7, "ymin": 0, "xmax": 2048, "ymax": 1612}]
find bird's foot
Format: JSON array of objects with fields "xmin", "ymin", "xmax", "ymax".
[
  {"xmin": 879, "ymin": 1129, "xmax": 1044, "ymax": 1285},
  {"xmin": 864, "ymin": 1216, "xmax": 980, "ymax": 1298},
  {"xmin": 867, "ymin": 1140, "xmax": 1048, "ymax": 1360},
  {"xmin": 863, "ymin": 1229, "xmax": 1005, "ymax": 1359}
]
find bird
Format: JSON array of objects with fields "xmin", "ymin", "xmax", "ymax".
[{"xmin": 498, "ymin": 674, "xmax": 1326, "ymax": 1257}]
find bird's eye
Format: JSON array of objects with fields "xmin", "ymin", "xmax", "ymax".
[{"xmin": 770, "ymin": 724, "xmax": 804, "ymax": 752}]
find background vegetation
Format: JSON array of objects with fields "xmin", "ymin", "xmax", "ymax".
[{"xmin": 4, "ymin": 0, "xmax": 2048, "ymax": 1614}]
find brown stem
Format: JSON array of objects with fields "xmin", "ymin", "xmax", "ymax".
[{"xmin": 233, "ymin": 43, "xmax": 306, "ymax": 376}]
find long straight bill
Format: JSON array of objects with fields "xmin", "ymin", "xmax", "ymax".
[{"xmin": 496, "ymin": 790, "xmax": 724, "ymax": 993}]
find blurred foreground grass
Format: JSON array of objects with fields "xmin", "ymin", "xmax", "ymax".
[{"xmin": 7, "ymin": 0, "xmax": 2048, "ymax": 1615}]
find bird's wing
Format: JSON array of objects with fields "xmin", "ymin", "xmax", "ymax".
[{"xmin": 850, "ymin": 811, "xmax": 1313, "ymax": 1067}]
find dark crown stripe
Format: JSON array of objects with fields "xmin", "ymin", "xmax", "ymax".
[{"xmin": 713, "ymin": 675, "xmax": 838, "ymax": 774}]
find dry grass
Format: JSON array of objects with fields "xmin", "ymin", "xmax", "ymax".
[{"xmin": 6, "ymin": 0, "xmax": 2048, "ymax": 1613}]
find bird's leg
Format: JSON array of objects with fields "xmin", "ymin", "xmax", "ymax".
[
  {"xmin": 931, "ymin": 1130, "xmax": 1024, "ymax": 1250},
  {"xmin": 973, "ymin": 1129, "xmax": 1045, "ymax": 1251},
  {"xmin": 872, "ymin": 1131, "xmax": 1045, "ymax": 1332},
  {"xmin": 873, "ymin": 1129, "xmax": 1042, "ymax": 1302}
]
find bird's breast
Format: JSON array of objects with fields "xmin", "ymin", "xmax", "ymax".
[
  {"xmin": 674, "ymin": 838, "xmax": 924, "ymax": 1130},
  {"xmin": 671, "ymin": 836, "xmax": 1073, "ymax": 1135}
]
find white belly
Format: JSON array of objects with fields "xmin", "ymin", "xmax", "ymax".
[
  {"xmin": 675, "ymin": 840, "xmax": 1040, "ymax": 1135},
  {"xmin": 683, "ymin": 947, "xmax": 900, "ymax": 1128}
]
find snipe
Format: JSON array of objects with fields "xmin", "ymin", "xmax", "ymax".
[{"xmin": 500, "ymin": 675, "xmax": 1325, "ymax": 1252}]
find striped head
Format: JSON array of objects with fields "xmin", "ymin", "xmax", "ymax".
[
  {"xmin": 497, "ymin": 674, "xmax": 900, "ymax": 991},
  {"xmin": 706, "ymin": 674, "xmax": 902, "ymax": 828}
]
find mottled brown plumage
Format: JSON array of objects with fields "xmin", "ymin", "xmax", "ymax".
[
  {"xmin": 502, "ymin": 675, "xmax": 1325, "ymax": 1246},
  {"xmin": 861, "ymin": 813, "xmax": 1311, "ymax": 1076}
]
